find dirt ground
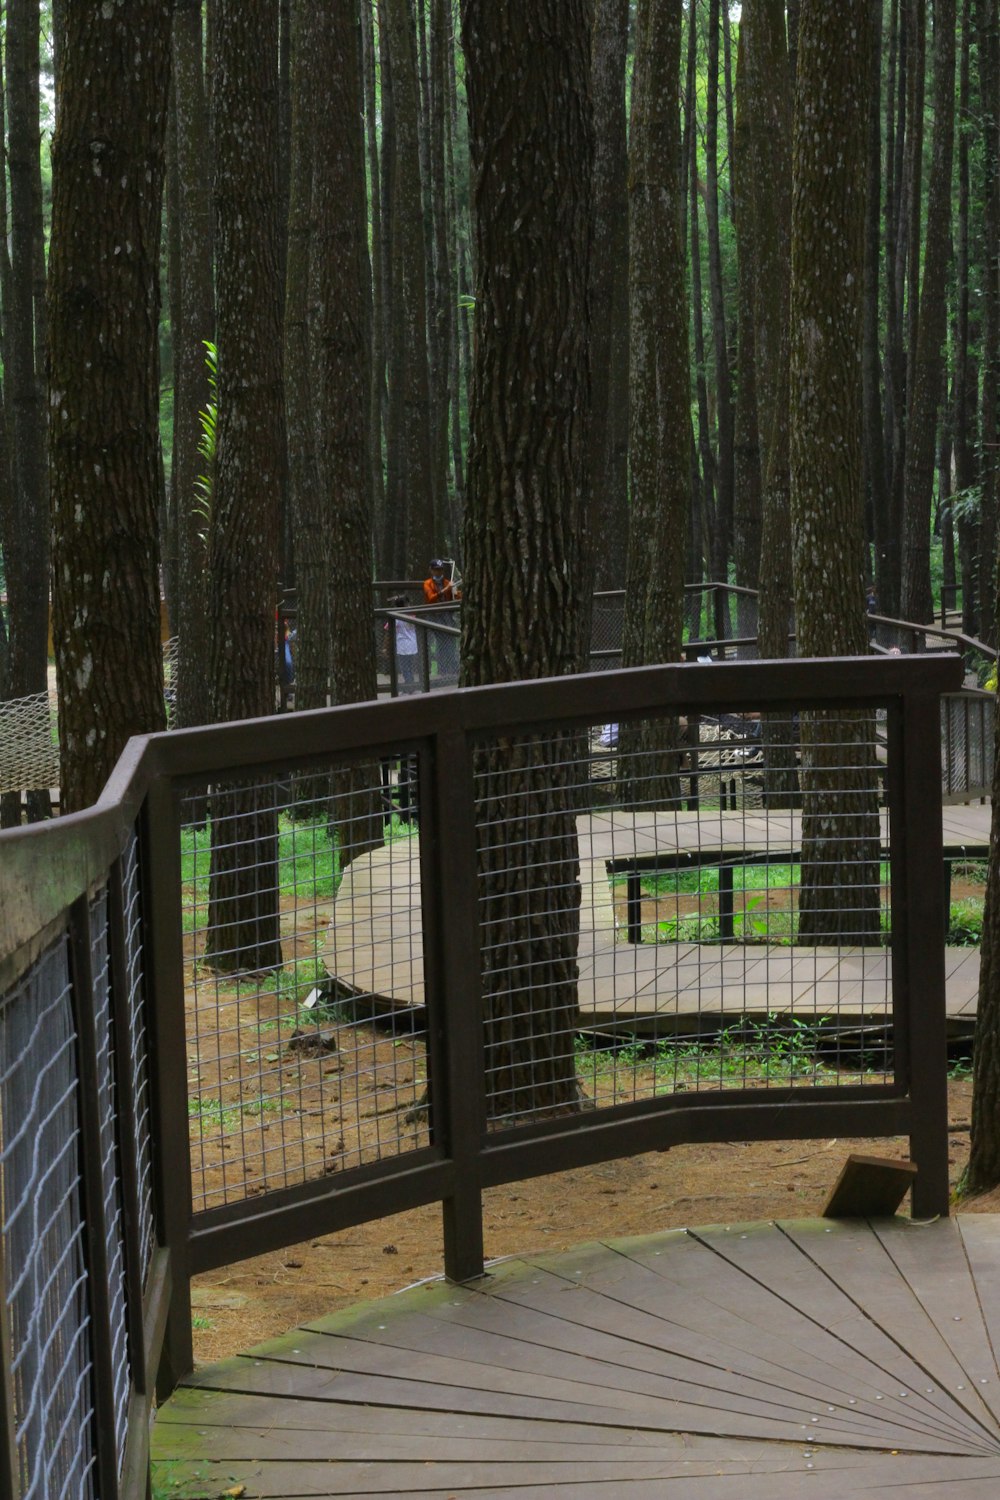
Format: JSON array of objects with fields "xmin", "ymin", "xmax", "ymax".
[{"xmin": 189, "ymin": 1074, "xmax": 992, "ymax": 1367}]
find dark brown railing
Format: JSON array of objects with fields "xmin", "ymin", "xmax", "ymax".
[{"xmin": 0, "ymin": 652, "xmax": 965, "ymax": 1497}]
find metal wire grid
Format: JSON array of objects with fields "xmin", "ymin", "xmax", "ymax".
[
  {"xmin": 0, "ymin": 937, "xmax": 96, "ymax": 1500},
  {"xmin": 473, "ymin": 709, "xmax": 895, "ymax": 1130},
  {"xmin": 88, "ymin": 890, "xmax": 130, "ymax": 1474},
  {"xmin": 181, "ymin": 759, "xmax": 429, "ymax": 1213},
  {"xmin": 942, "ymin": 693, "xmax": 994, "ymax": 800},
  {"xmin": 0, "ymin": 691, "xmax": 59, "ymax": 796},
  {"xmin": 121, "ymin": 831, "xmax": 156, "ymax": 1284}
]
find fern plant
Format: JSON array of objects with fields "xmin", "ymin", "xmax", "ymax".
[{"xmin": 194, "ymin": 339, "xmax": 218, "ymax": 541}]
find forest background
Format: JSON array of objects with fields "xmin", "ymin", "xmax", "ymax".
[{"xmin": 0, "ymin": 0, "xmax": 994, "ymax": 804}]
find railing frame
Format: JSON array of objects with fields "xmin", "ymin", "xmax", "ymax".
[{"xmin": 0, "ymin": 652, "xmax": 966, "ymax": 1491}]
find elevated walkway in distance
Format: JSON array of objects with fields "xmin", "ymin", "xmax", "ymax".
[{"xmin": 323, "ymin": 803, "xmax": 990, "ymax": 1035}]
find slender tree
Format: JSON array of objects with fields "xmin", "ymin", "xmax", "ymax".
[
  {"xmin": 172, "ymin": 0, "xmax": 214, "ymax": 731},
  {"xmin": 384, "ymin": 0, "xmax": 434, "ymax": 576},
  {"xmin": 790, "ymin": 0, "xmax": 880, "ymax": 946},
  {"xmin": 5, "ymin": 0, "xmax": 50, "ymax": 820},
  {"xmin": 311, "ymin": 0, "xmax": 382, "ymax": 863},
  {"xmin": 623, "ymin": 0, "xmax": 689, "ymax": 679},
  {"xmin": 204, "ymin": 0, "xmax": 285, "ymax": 972},
  {"xmin": 461, "ymin": 0, "xmax": 593, "ymax": 1118},
  {"xmin": 49, "ymin": 0, "xmax": 172, "ymax": 813},
  {"xmin": 743, "ymin": 0, "xmax": 793, "ymax": 665},
  {"xmin": 285, "ymin": 0, "xmax": 326, "ymax": 714},
  {"xmin": 732, "ymin": 23, "xmax": 762, "ymax": 614},
  {"xmin": 901, "ymin": 0, "xmax": 957, "ymax": 623},
  {"xmin": 589, "ymin": 0, "xmax": 630, "ymax": 593}
]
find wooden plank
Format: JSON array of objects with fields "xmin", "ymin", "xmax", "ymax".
[
  {"xmin": 151, "ymin": 1453, "xmax": 1000, "ymax": 1500},
  {"xmin": 781, "ymin": 1217, "xmax": 1000, "ymax": 1438},
  {"xmin": 584, "ymin": 1227, "xmax": 994, "ymax": 1451},
  {"xmin": 822, "ymin": 1154, "xmax": 918, "ymax": 1218}
]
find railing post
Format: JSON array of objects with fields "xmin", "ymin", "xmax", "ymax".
[
  {"xmin": 626, "ymin": 871, "xmax": 643, "ymax": 944},
  {"xmin": 421, "ymin": 728, "xmax": 486, "ymax": 1282},
  {"xmin": 718, "ymin": 864, "xmax": 734, "ymax": 941},
  {"xmin": 890, "ymin": 689, "xmax": 951, "ymax": 1218},
  {"xmin": 142, "ymin": 779, "xmax": 194, "ymax": 1396},
  {"xmin": 107, "ymin": 858, "xmax": 147, "ymax": 1394},
  {"xmin": 67, "ymin": 894, "xmax": 122, "ymax": 1499}
]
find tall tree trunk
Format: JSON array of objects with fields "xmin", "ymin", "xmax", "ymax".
[
  {"xmin": 312, "ymin": 0, "xmax": 381, "ymax": 865},
  {"xmin": 743, "ymin": 0, "xmax": 792, "ymax": 665},
  {"xmin": 589, "ymin": 0, "xmax": 630, "ymax": 593},
  {"xmin": 864, "ymin": 0, "xmax": 891, "ymax": 607},
  {"xmin": 49, "ymin": 0, "xmax": 172, "ymax": 814},
  {"xmin": 790, "ymin": 0, "xmax": 880, "ymax": 947},
  {"xmin": 172, "ymin": 0, "xmax": 214, "ymax": 731},
  {"xmin": 205, "ymin": 0, "xmax": 284, "ymax": 973},
  {"xmin": 732, "ymin": 23, "xmax": 762, "ymax": 600},
  {"xmin": 883, "ymin": 0, "xmax": 906, "ymax": 610},
  {"xmin": 428, "ymin": 0, "xmax": 454, "ymax": 550},
  {"xmin": 686, "ymin": 0, "xmax": 716, "ymax": 597},
  {"xmin": 901, "ymin": 0, "xmax": 956, "ymax": 623},
  {"xmin": 979, "ymin": 0, "xmax": 1000, "ymax": 645},
  {"xmin": 285, "ymin": 0, "xmax": 327, "ymax": 714},
  {"xmin": 954, "ymin": 0, "xmax": 979, "ymax": 636},
  {"xmin": 461, "ymin": 0, "xmax": 593, "ymax": 1119},
  {"xmin": 623, "ymin": 0, "xmax": 688, "ymax": 675},
  {"xmin": 5, "ymin": 0, "xmax": 50, "ymax": 820},
  {"xmin": 384, "ymin": 0, "xmax": 434, "ymax": 577},
  {"xmin": 705, "ymin": 0, "xmax": 734, "ymax": 621},
  {"xmin": 360, "ymin": 0, "xmax": 387, "ymax": 565}
]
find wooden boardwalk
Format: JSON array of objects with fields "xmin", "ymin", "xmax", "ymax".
[
  {"xmin": 322, "ymin": 803, "xmax": 990, "ymax": 1032},
  {"xmin": 154, "ymin": 1213, "xmax": 1000, "ymax": 1496}
]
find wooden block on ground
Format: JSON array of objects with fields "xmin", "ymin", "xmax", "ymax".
[{"xmin": 822, "ymin": 1154, "xmax": 918, "ymax": 1219}]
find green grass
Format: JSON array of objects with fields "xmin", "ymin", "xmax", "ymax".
[
  {"xmin": 575, "ymin": 1018, "xmax": 844, "ymax": 1094},
  {"xmin": 614, "ymin": 860, "xmax": 986, "ymax": 948},
  {"xmin": 187, "ymin": 1091, "xmax": 283, "ymax": 1135}
]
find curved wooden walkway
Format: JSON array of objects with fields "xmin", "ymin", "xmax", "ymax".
[
  {"xmin": 154, "ymin": 1214, "xmax": 1000, "ymax": 1497},
  {"xmin": 322, "ymin": 803, "xmax": 990, "ymax": 1031}
]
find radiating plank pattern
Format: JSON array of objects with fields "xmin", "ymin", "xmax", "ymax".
[
  {"xmin": 323, "ymin": 804, "xmax": 989, "ymax": 1026},
  {"xmin": 154, "ymin": 1215, "xmax": 1000, "ymax": 1496}
]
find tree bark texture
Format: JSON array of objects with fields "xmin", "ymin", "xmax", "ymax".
[
  {"xmin": 589, "ymin": 0, "xmax": 630, "ymax": 593},
  {"xmin": 901, "ymin": 0, "xmax": 956, "ymax": 623},
  {"xmin": 978, "ymin": 0, "xmax": 1000, "ymax": 644},
  {"xmin": 742, "ymin": 0, "xmax": 793, "ymax": 666},
  {"xmin": 461, "ymin": 0, "xmax": 593, "ymax": 1119},
  {"xmin": 172, "ymin": 0, "xmax": 214, "ymax": 732},
  {"xmin": 790, "ymin": 0, "xmax": 881, "ymax": 947},
  {"xmin": 311, "ymin": 0, "xmax": 382, "ymax": 864},
  {"xmin": 5, "ymin": 0, "xmax": 51, "ymax": 820},
  {"xmin": 286, "ymin": 0, "xmax": 327, "ymax": 716},
  {"xmin": 384, "ymin": 0, "xmax": 434, "ymax": 576},
  {"xmin": 732, "ymin": 22, "xmax": 762, "ymax": 599},
  {"xmin": 205, "ymin": 0, "xmax": 284, "ymax": 973},
  {"xmin": 48, "ymin": 0, "xmax": 171, "ymax": 814}
]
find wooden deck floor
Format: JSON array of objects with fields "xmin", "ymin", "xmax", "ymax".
[
  {"xmin": 154, "ymin": 1213, "xmax": 1000, "ymax": 1496},
  {"xmin": 322, "ymin": 803, "xmax": 990, "ymax": 1031}
]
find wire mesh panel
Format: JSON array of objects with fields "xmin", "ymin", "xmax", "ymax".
[
  {"xmin": 473, "ymin": 702, "xmax": 895, "ymax": 1132},
  {"xmin": 180, "ymin": 757, "xmax": 430, "ymax": 1214},
  {"xmin": 121, "ymin": 831, "xmax": 156, "ymax": 1283},
  {"xmin": 0, "ymin": 937, "xmax": 96, "ymax": 1500},
  {"xmin": 941, "ymin": 692, "xmax": 994, "ymax": 801},
  {"xmin": 0, "ymin": 692, "xmax": 59, "ymax": 797},
  {"xmin": 88, "ymin": 888, "xmax": 130, "ymax": 1473}
]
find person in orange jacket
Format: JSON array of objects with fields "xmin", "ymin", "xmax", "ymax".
[
  {"xmin": 421, "ymin": 558, "xmax": 460, "ymax": 680},
  {"xmin": 422, "ymin": 558, "xmax": 460, "ymax": 605}
]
